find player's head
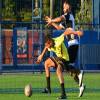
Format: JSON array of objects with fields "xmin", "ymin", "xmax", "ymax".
[
  {"xmin": 44, "ymin": 34, "xmax": 54, "ymax": 49},
  {"xmin": 63, "ymin": 0, "xmax": 70, "ymax": 13}
]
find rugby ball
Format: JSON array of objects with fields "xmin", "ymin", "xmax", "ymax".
[{"xmin": 24, "ymin": 84, "xmax": 32, "ymax": 97}]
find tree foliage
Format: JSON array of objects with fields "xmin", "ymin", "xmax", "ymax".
[
  {"xmin": 42, "ymin": 0, "xmax": 50, "ymax": 21},
  {"xmin": 2, "ymin": 0, "xmax": 32, "ymax": 28},
  {"xmin": 2, "ymin": 0, "xmax": 16, "ymax": 28},
  {"xmin": 75, "ymin": 0, "xmax": 92, "ymax": 29},
  {"xmin": 1, "ymin": 0, "xmax": 93, "ymax": 29},
  {"xmin": 2, "ymin": 0, "xmax": 15, "ymax": 21}
]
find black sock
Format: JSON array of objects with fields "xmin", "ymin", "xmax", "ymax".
[
  {"xmin": 69, "ymin": 70, "xmax": 79, "ymax": 85},
  {"xmin": 46, "ymin": 77, "xmax": 50, "ymax": 90},
  {"xmin": 60, "ymin": 83, "xmax": 65, "ymax": 95},
  {"xmin": 74, "ymin": 75, "xmax": 79, "ymax": 85}
]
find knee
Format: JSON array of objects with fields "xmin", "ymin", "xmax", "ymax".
[{"xmin": 44, "ymin": 58, "xmax": 55, "ymax": 69}]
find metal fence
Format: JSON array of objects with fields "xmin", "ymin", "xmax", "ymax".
[
  {"xmin": 79, "ymin": 45, "xmax": 100, "ymax": 70},
  {"xmin": 0, "ymin": 0, "xmax": 100, "ymax": 72}
]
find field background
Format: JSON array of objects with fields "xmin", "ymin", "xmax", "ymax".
[{"xmin": 0, "ymin": 72, "xmax": 100, "ymax": 100}]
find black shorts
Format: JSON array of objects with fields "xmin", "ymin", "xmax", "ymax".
[
  {"xmin": 50, "ymin": 57, "xmax": 77, "ymax": 72},
  {"xmin": 68, "ymin": 45, "xmax": 78, "ymax": 63},
  {"xmin": 50, "ymin": 57, "xmax": 69, "ymax": 70}
]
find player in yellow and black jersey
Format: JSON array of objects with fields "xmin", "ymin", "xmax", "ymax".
[{"xmin": 37, "ymin": 30, "xmax": 84, "ymax": 99}]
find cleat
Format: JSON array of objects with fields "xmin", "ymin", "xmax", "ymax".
[
  {"xmin": 41, "ymin": 88, "xmax": 51, "ymax": 94},
  {"xmin": 78, "ymin": 70, "xmax": 84, "ymax": 87},
  {"xmin": 78, "ymin": 84, "xmax": 86, "ymax": 97},
  {"xmin": 57, "ymin": 94, "xmax": 67, "ymax": 99}
]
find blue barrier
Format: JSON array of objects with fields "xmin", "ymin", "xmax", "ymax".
[{"xmin": 53, "ymin": 29, "xmax": 100, "ymax": 70}]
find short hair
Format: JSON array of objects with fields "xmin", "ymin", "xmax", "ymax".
[{"xmin": 44, "ymin": 34, "xmax": 53, "ymax": 43}]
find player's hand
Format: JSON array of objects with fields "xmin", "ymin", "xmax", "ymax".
[
  {"xmin": 37, "ymin": 54, "xmax": 43, "ymax": 63},
  {"xmin": 77, "ymin": 31, "xmax": 83, "ymax": 38},
  {"xmin": 45, "ymin": 16, "xmax": 52, "ymax": 27},
  {"xmin": 45, "ymin": 16, "xmax": 52, "ymax": 23}
]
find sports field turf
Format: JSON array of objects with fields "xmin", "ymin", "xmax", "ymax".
[{"xmin": 0, "ymin": 72, "xmax": 100, "ymax": 100}]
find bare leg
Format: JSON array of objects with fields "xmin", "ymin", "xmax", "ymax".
[
  {"xmin": 44, "ymin": 58, "xmax": 55, "ymax": 77},
  {"xmin": 56, "ymin": 64, "xmax": 65, "ymax": 95},
  {"xmin": 44, "ymin": 58, "xmax": 55, "ymax": 90},
  {"xmin": 56, "ymin": 64, "xmax": 64, "ymax": 83}
]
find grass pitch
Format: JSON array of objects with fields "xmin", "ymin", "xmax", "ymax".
[{"xmin": 0, "ymin": 72, "xmax": 100, "ymax": 100}]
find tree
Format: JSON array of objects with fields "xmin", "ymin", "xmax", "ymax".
[
  {"xmin": 42, "ymin": 0, "xmax": 50, "ymax": 21},
  {"xmin": 75, "ymin": 0, "xmax": 92, "ymax": 29},
  {"xmin": 2, "ymin": 0, "xmax": 32, "ymax": 29},
  {"xmin": 2, "ymin": 0, "xmax": 16, "ymax": 28}
]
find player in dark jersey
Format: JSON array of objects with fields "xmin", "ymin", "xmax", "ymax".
[{"xmin": 45, "ymin": 0, "xmax": 85, "ymax": 98}]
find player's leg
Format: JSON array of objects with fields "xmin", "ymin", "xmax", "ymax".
[
  {"xmin": 42, "ymin": 58, "xmax": 55, "ymax": 94},
  {"xmin": 78, "ymin": 83, "xmax": 86, "ymax": 97},
  {"xmin": 49, "ymin": 57, "xmax": 67, "ymax": 99},
  {"xmin": 65, "ymin": 65, "xmax": 85, "ymax": 97},
  {"xmin": 69, "ymin": 70, "xmax": 79, "ymax": 85},
  {"xmin": 68, "ymin": 45, "xmax": 78, "ymax": 64},
  {"xmin": 56, "ymin": 64, "xmax": 67, "ymax": 99},
  {"xmin": 68, "ymin": 45, "xmax": 85, "ymax": 97},
  {"xmin": 69, "ymin": 67, "xmax": 86, "ymax": 98},
  {"xmin": 68, "ymin": 45, "xmax": 84, "ymax": 87},
  {"xmin": 67, "ymin": 65, "xmax": 80, "ymax": 84}
]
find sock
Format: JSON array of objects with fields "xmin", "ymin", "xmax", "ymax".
[
  {"xmin": 46, "ymin": 77, "xmax": 50, "ymax": 90},
  {"xmin": 74, "ymin": 75, "xmax": 79, "ymax": 85},
  {"xmin": 69, "ymin": 70, "xmax": 79, "ymax": 85},
  {"xmin": 69, "ymin": 71, "xmax": 80, "ymax": 86},
  {"xmin": 67, "ymin": 65, "xmax": 81, "ymax": 86},
  {"xmin": 60, "ymin": 83, "xmax": 65, "ymax": 95}
]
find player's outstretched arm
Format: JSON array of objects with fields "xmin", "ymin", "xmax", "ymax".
[
  {"xmin": 37, "ymin": 46, "xmax": 48, "ymax": 63},
  {"xmin": 45, "ymin": 22, "xmax": 62, "ymax": 31},
  {"xmin": 45, "ymin": 16, "xmax": 63, "ymax": 30},
  {"xmin": 45, "ymin": 16, "xmax": 64, "ymax": 28},
  {"xmin": 63, "ymin": 29, "xmax": 83, "ymax": 38},
  {"xmin": 52, "ymin": 23, "xmax": 62, "ymax": 30},
  {"xmin": 45, "ymin": 16, "xmax": 64, "ymax": 23}
]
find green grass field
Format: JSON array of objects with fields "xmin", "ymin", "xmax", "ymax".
[{"xmin": 0, "ymin": 72, "xmax": 100, "ymax": 100}]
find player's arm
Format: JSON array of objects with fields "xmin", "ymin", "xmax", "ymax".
[
  {"xmin": 45, "ymin": 16, "xmax": 64, "ymax": 27},
  {"xmin": 51, "ymin": 16, "xmax": 64, "ymax": 22},
  {"xmin": 45, "ymin": 16, "xmax": 63, "ymax": 30},
  {"xmin": 51, "ymin": 23, "xmax": 63, "ymax": 30},
  {"xmin": 37, "ymin": 46, "xmax": 48, "ymax": 63},
  {"xmin": 63, "ymin": 29, "xmax": 83, "ymax": 38},
  {"xmin": 45, "ymin": 16, "xmax": 64, "ymax": 23}
]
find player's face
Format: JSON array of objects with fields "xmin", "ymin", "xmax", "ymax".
[
  {"xmin": 45, "ymin": 41, "xmax": 54, "ymax": 49},
  {"xmin": 63, "ymin": 3, "xmax": 69, "ymax": 13}
]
